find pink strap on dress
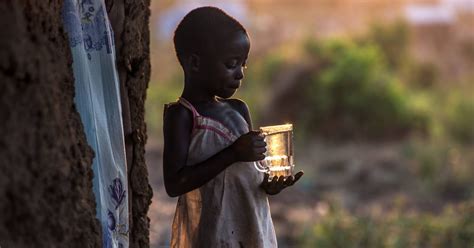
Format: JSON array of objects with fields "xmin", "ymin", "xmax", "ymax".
[
  {"xmin": 178, "ymin": 97, "xmax": 237, "ymax": 142},
  {"xmin": 178, "ymin": 97, "xmax": 200, "ymax": 117},
  {"xmin": 177, "ymin": 97, "xmax": 200, "ymax": 131}
]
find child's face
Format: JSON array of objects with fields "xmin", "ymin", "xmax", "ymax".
[{"xmin": 199, "ymin": 32, "xmax": 250, "ymax": 99}]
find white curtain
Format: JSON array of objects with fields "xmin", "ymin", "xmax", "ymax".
[{"xmin": 63, "ymin": 0, "xmax": 129, "ymax": 247}]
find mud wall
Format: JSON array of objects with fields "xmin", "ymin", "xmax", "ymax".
[
  {"xmin": 0, "ymin": 0, "xmax": 152, "ymax": 247},
  {"xmin": 0, "ymin": 1, "xmax": 101, "ymax": 247},
  {"xmin": 107, "ymin": 0, "xmax": 153, "ymax": 247}
]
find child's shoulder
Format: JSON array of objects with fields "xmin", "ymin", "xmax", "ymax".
[
  {"xmin": 221, "ymin": 98, "xmax": 252, "ymax": 126},
  {"xmin": 222, "ymin": 98, "xmax": 250, "ymax": 115},
  {"xmin": 164, "ymin": 101, "xmax": 182, "ymax": 111},
  {"xmin": 163, "ymin": 101, "xmax": 193, "ymax": 123}
]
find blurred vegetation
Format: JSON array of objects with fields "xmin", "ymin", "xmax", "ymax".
[
  {"xmin": 360, "ymin": 20, "xmax": 410, "ymax": 71},
  {"xmin": 444, "ymin": 94, "xmax": 474, "ymax": 145},
  {"xmin": 146, "ymin": 21, "xmax": 472, "ymax": 143},
  {"xmin": 299, "ymin": 201, "xmax": 474, "ymax": 248},
  {"xmin": 301, "ymin": 38, "xmax": 429, "ymax": 140},
  {"xmin": 403, "ymin": 137, "xmax": 474, "ymax": 200},
  {"xmin": 146, "ymin": 72, "xmax": 183, "ymax": 137}
]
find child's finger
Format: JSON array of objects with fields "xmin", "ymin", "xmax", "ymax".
[
  {"xmin": 254, "ymin": 147, "xmax": 266, "ymax": 154},
  {"xmin": 250, "ymin": 131, "xmax": 265, "ymax": 140},
  {"xmin": 253, "ymin": 140, "xmax": 266, "ymax": 147},
  {"xmin": 263, "ymin": 172, "xmax": 269, "ymax": 181},
  {"xmin": 277, "ymin": 176, "xmax": 285, "ymax": 187},
  {"xmin": 269, "ymin": 176, "xmax": 279, "ymax": 192},
  {"xmin": 256, "ymin": 154, "xmax": 265, "ymax": 161},
  {"xmin": 249, "ymin": 130, "xmax": 263, "ymax": 136},
  {"xmin": 253, "ymin": 135, "xmax": 265, "ymax": 142},
  {"xmin": 284, "ymin": 176, "xmax": 294, "ymax": 187},
  {"xmin": 271, "ymin": 176, "xmax": 278, "ymax": 184},
  {"xmin": 290, "ymin": 171, "xmax": 304, "ymax": 185}
]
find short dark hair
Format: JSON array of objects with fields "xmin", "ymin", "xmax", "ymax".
[{"xmin": 173, "ymin": 6, "xmax": 248, "ymax": 66}]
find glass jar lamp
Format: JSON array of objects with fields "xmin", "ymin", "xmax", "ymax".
[{"xmin": 254, "ymin": 124, "xmax": 294, "ymax": 179}]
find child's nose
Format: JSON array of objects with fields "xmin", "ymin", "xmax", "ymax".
[{"xmin": 234, "ymin": 67, "xmax": 244, "ymax": 80}]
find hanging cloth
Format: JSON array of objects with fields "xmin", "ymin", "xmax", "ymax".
[{"xmin": 62, "ymin": 0, "xmax": 129, "ymax": 247}]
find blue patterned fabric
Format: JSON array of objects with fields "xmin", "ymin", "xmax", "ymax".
[{"xmin": 62, "ymin": 1, "xmax": 129, "ymax": 247}]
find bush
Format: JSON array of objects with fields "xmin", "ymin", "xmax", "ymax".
[
  {"xmin": 302, "ymin": 39, "xmax": 429, "ymax": 140},
  {"xmin": 404, "ymin": 61, "xmax": 439, "ymax": 89},
  {"xmin": 445, "ymin": 95, "xmax": 474, "ymax": 145},
  {"xmin": 361, "ymin": 20, "xmax": 410, "ymax": 71}
]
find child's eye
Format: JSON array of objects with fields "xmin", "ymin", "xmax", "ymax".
[
  {"xmin": 225, "ymin": 59, "xmax": 239, "ymax": 69},
  {"xmin": 225, "ymin": 59, "xmax": 248, "ymax": 70}
]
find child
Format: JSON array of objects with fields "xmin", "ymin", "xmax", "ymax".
[{"xmin": 163, "ymin": 6, "xmax": 304, "ymax": 247}]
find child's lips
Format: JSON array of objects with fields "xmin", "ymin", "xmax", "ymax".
[{"xmin": 227, "ymin": 83, "xmax": 240, "ymax": 89}]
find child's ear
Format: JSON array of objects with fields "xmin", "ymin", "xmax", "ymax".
[{"xmin": 189, "ymin": 54, "xmax": 200, "ymax": 72}]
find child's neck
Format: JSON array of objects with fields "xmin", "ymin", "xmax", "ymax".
[{"xmin": 182, "ymin": 85, "xmax": 218, "ymax": 105}]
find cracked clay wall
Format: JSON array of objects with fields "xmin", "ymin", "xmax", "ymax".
[
  {"xmin": 0, "ymin": 1, "xmax": 101, "ymax": 247},
  {"xmin": 106, "ymin": 0, "xmax": 153, "ymax": 246}
]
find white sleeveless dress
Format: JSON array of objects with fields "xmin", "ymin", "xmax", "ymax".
[{"xmin": 167, "ymin": 97, "xmax": 277, "ymax": 248}]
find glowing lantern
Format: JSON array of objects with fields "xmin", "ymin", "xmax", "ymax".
[{"xmin": 254, "ymin": 124, "xmax": 294, "ymax": 179}]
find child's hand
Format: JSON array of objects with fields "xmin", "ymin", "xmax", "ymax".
[
  {"xmin": 230, "ymin": 131, "xmax": 266, "ymax": 162},
  {"xmin": 260, "ymin": 171, "xmax": 304, "ymax": 195}
]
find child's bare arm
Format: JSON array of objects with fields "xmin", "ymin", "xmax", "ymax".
[{"xmin": 163, "ymin": 104, "xmax": 266, "ymax": 197}]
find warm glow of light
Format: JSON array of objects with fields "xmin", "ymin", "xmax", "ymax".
[
  {"xmin": 259, "ymin": 124, "xmax": 294, "ymax": 177},
  {"xmin": 265, "ymin": 155, "xmax": 288, "ymax": 160},
  {"xmin": 260, "ymin": 123, "xmax": 293, "ymax": 135},
  {"xmin": 268, "ymin": 166, "xmax": 292, "ymax": 172}
]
